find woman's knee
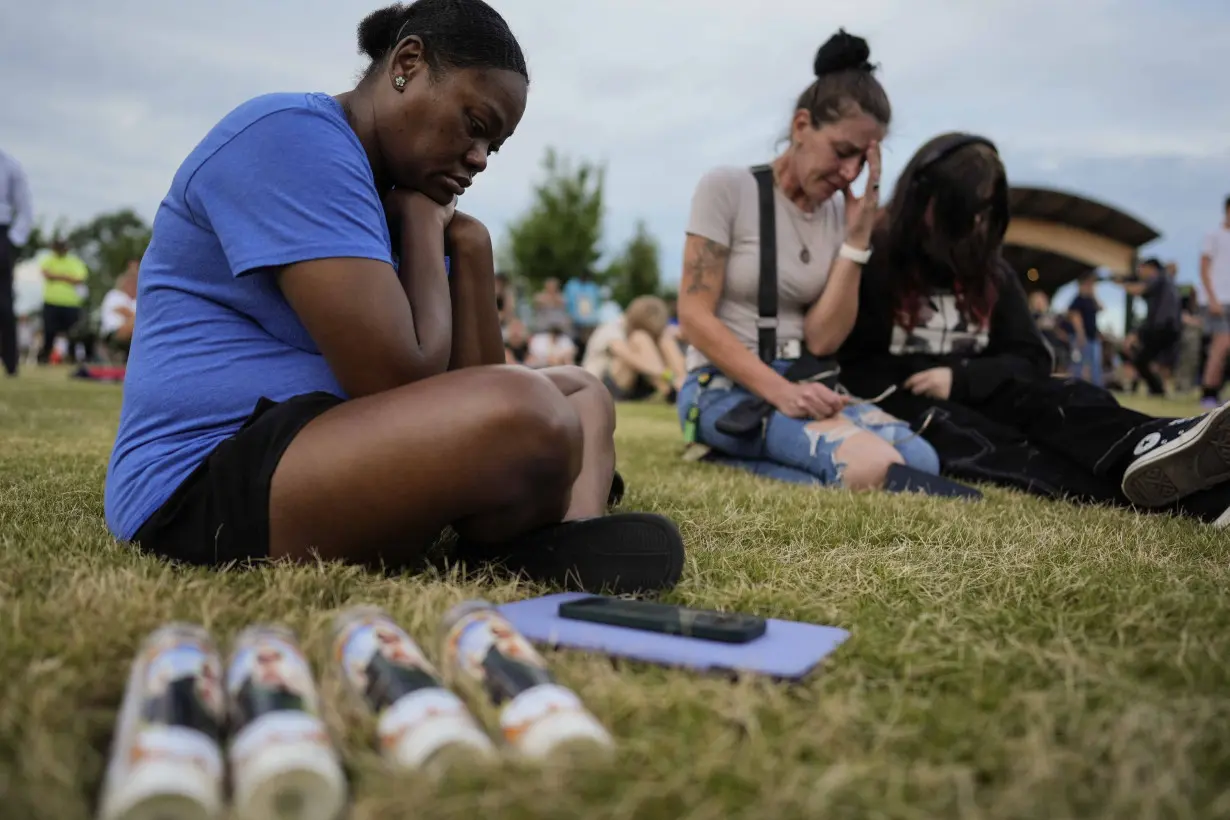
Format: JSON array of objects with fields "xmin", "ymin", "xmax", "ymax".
[
  {"xmin": 846, "ymin": 405, "xmax": 941, "ymax": 476},
  {"xmin": 541, "ymin": 364, "xmax": 616, "ymax": 435},
  {"xmin": 896, "ymin": 435, "xmax": 941, "ymax": 475},
  {"xmin": 835, "ymin": 432, "xmax": 905, "ymax": 491},
  {"xmin": 484, "ymin": 368, "xmax": 585, "ymax": 501}
]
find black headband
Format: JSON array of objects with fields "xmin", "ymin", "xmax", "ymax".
[{"xmin": 914, "ymin": 134, "xmax": 999, "ymax": 184}]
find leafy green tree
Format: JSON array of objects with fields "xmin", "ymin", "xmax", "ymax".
[
  {"xmin": 604, "ymin": 220, "xmax": 663, "ymax": 308},
  {"xmin": 67, "ymin": 209, "xmax": 152, "ymax": 306},
  {"xmin": 503, "ymin": 148, "xmax": 606, "ymax": 293}
]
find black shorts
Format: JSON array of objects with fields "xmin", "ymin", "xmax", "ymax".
[{"xmin": 131, "ymin": 392, "xmax": 344, "ymax": 567}]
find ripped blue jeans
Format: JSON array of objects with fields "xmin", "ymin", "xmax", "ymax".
[{"xmin": 677, "ymin": 362, "xmax": 941, "ymax": 486}]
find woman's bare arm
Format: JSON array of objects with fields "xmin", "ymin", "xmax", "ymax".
[
  {"xmin": 277, "ymin": 193, "xmax": 453, "ymax": 398},
  {"xmin": 446, "ymin": 213, "xmax": 505, "ymax": 369},
  {"xmin": 676, "ymin": 233, "xmax": 790, "ymax": 402},
  {"xmin": 802, "ymin": 254, "xmax": 864, "ymax": 356}
]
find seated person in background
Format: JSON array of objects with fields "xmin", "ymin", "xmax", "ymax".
[
  {"xmin": 563, "ymin": 270, "xmax": 602, "ymax": 349},
  {"xmin": 837, "ymin": 132, "xmax": 1230, "ymax": 525},
  {"xmin": 1028, "ymin": 289, "xmax": 1070, "ymax": 375},
  {"xmin": 100, "ymin": 261, "xmax": 140, "ymax": 359},
  {"xmin": 493, "ymin": 271, "xmax": 518, "ymax": 325},
  {"xmin": 526, "ymin": 321, "xmax": 577, "ymax": 367},
  {"xmin": 1176, "ymin": 282, "xmax": 1204, "ymax": 394},
  {"xmin": 677, "ymin": 31, "xmax": 940, "ymax": 490},
  {"xmin": 103, "ymin": 0, "xmax": 685, "ymax": 594},
  {"xmin": 502, "ymin": 317, "xmax": 529, "ymax": 364},
  {"xmin": 582, "ymin": 295, "xmax": 687, "ymax": 401},
  {"xmin": 532, "ymin": 277, "xmax": 571, "ymax": 333}
]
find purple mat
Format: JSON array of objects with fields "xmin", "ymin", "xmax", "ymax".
[{"xmin": 496, "ymin": 593, "xmax": 851, "ymax": 680}]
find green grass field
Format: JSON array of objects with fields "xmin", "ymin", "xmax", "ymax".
[{"xmin": 2, "ymin": 368, "xmax": 1229, "ymax": 819}]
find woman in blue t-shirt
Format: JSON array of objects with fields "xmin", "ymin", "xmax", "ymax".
[{"xmin": 104, "ymin": 0, "xmax": 684, "ymax": 593}]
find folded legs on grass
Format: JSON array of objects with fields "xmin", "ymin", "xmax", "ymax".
[{"xmin": 268, "ymin": 364, "xmax": 684, "ymax": 594}]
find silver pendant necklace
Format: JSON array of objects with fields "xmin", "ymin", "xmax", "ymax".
[
  {"xmin": 782, "ymin": 207, "xmax": 812, "ymax": 264},
  {"xmin": 772, "ymin": 165, "xmax": 813, "ymax": 264}
]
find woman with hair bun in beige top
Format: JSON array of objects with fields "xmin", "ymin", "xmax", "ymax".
[{"xmin": 675, "ymin": 29, "xmax": 939, "ymax": 489}]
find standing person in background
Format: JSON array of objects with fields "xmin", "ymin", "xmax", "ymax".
[
  {"xmin": 0, "ymin": 148, "xmax": 34, "ymax": 377},
  {"xmin": 1117, "ymin": 258, "xmax": 1181, "ymax": 397},
  {"xmin": 39, "ymin": 238, "xmax": 89, "ymax": 365},
  {"xmin": 1066, "ymin": 271, "xmax": 1103, "ymax": 386},
  {"xmin": 563, "ymin": 270, "xmax": 602, "ymax": 353},
  {"xmin": 1199, "ymin": 195, "xmax": 1230, "ymax": 409},
  {"xmin": 1176, "ymin": 280, "xmax": 1203, "ymax": 394}
]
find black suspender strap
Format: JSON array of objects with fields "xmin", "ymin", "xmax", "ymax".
[{"xmin": 750, "ymin": 165, "xmax": 777, "ymax": 364}]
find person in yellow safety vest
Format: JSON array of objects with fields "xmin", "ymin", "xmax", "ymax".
[{"xmin": 39, "ymin": 238, "xmax": 89, "ymax": 364}]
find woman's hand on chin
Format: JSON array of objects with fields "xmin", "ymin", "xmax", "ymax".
[{"xmin": 384, "ymin": 188, "xmax": 456, "ymax": 232}]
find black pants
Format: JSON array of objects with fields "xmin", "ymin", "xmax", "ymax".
[
  {"xmin": 877, "ymin": 376, "xmax": 1168, "ymax": 506},
  {"xmin": 0, "ymin": 228, "xmax": 15, "ymax": 375},
  {"xmin": 1132, "ymin": 326, "xmax": 1181, "ymax": 395},
  {"xmin": 39, "ymin": 304, "xmax": 82, "ymax": 364}
]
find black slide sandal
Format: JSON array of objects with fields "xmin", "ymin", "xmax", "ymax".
[
  {"xmin": 453, "ymin": 512, "xmax": 685, "ymax": 595},
  {"xmin": 608, "ymin": 470, "xmax": 625, "ymax": 508}
]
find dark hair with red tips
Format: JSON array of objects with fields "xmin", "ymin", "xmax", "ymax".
[{"xmin": 879, "ymin": 132, "xmax": 1010, "ymax": 331}]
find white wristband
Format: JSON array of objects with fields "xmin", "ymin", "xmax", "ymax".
[{"xmin": 838, "ymin": 243, "xmax": 872, "ymax": 264}]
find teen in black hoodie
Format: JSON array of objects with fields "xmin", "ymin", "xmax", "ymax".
[{"xmin": 837, "ymin": 132, "xmax": 1230, "ymax": 525}]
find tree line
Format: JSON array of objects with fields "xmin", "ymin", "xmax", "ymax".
[
  {"xmin": 19, "ymin": 147, "xmax": 669, "ymax": 310},
  {"xmin": 500, "ymin": 148, "xmax": 671, "ymax": 307}
]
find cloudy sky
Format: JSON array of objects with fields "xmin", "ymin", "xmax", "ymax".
[{"xmin": 2, "ymin": 0, "xmax": 1227, "ymax": 329}]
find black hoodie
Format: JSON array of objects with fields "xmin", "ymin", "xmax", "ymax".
[{"xmin": 837, "ymin": 250, "xmax": 1053, "ymax": 406}]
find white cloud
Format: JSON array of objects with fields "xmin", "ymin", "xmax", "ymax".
[{"xmin": 2, "ymin": 0, "xmax": 1227, "ymax": 286}]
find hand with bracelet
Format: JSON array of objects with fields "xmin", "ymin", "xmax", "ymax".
[{"xmin": 840, "ymin": 139, "xmax": 881, "ymax": 257}]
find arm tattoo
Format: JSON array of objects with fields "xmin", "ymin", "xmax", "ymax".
[{"xmin": 685, "ymin": 239, "xmax": 728, "ymax": 294}]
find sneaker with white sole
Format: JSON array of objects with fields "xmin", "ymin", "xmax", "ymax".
[{"xmin": 1121, "ymin": 402, "xmax": 1230, "ymax": 508}]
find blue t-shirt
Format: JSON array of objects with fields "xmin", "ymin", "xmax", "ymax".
[
  {"xmin": 104, "ymin": 92, "xmax": 393, "ymax": 541},
  {"xmin": 563, "ymin": 278, "xmax": 602, "ymax": 327}
]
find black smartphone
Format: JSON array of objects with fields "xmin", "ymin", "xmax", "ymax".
[{"xmin": 557, "ymin": 596, "xmax": 767, "ymax": 644}]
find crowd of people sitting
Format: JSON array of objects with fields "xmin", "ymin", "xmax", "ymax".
[{"xmin": 495, "ymin": 271, "xmax": 688, "ymax": 401}]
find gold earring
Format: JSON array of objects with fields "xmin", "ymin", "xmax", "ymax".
[{"xmin": 394, "ymin": 76, "xmax": 407, "ymax": 90}]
